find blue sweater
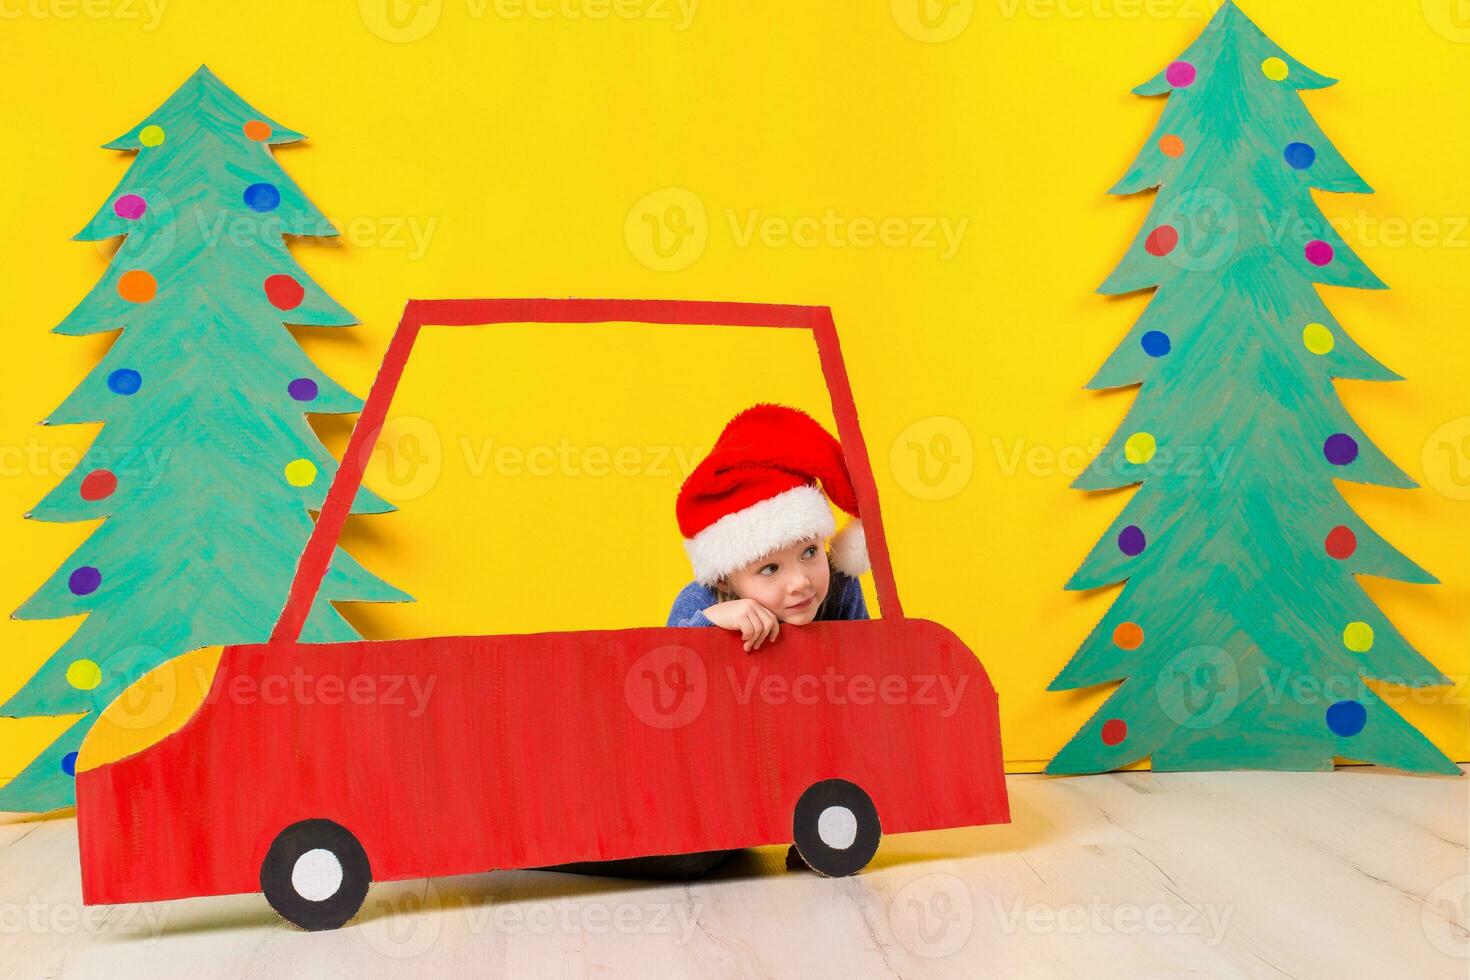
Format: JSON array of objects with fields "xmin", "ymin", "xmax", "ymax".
[{"xmin": 666, "ymin": 570, "xmax": 870, "ymax": 627}]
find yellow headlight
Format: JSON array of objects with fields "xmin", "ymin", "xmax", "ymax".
[{"xmin": 75, "ymin": 647, "xmax": 224, "ymax": 773}]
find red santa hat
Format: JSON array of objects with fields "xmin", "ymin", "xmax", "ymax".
[{"xmin": 677, "ymin": 403, "xmax": 870, "ymax": 587}]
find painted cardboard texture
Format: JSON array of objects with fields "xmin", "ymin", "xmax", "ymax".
[
  {"xmin": 3, "ymin": 66, "xmax": 407, "ymax": 813},
  {"xmin": 1046, "ymin": 3, "xmax": 1459, "ymax": 776},
  {"xmin": 4, "ymin": 6, "xmax": 1466, "ymax": 790},
  {"xmin": 74, "ymin": 299, "xmax": 1012, "ymax": 931}
]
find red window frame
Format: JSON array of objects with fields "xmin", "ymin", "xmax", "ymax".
[{"xmin": 270, "ymin": 299, "xmax": 905, "ymax": 644}]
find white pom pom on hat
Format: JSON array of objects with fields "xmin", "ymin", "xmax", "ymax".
[{"xmin": 830, "ymin": 518, "xmax": 869, "ymax": 579}]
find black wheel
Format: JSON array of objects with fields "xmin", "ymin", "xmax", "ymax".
[
  {"xmin": 791, "ymin": 778, "xmax": 881, "ymax": 877},
  {"xmin": 260, "ymin": 819, "xmax": 372, "ymax": 931}
]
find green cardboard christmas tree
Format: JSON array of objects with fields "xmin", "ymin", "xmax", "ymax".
[
  {"xmin": 1048, "ymin": 3, "xmax": 1458, "ymax": 775},
  {"xmin": 2, "ymin": 66, "xmax": 408, "ymax": 811}
]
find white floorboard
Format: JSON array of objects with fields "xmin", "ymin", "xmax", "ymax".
[{"xmin": 1, "ymin": 767, "xmax": 1465, "ymax": 979}]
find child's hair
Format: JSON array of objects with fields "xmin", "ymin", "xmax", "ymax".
[{"xmin": 714, "ymin": 549, "xmax": 841, "ymax": 619}]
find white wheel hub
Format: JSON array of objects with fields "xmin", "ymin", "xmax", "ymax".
[
  {"xmin": 292, "ymin": 848, "xmax": 344, "ymax": 902},
  {"xmin": 817, "ymin": 805, "xmax": 858, "ymax": 850}
]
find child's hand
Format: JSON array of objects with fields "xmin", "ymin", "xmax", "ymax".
[{"xmin": 702, "ymin": 599, "xmax": 781, "ymax": 652}]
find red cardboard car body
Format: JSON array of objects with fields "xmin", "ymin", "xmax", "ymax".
[{"xmin": 76, "ymin": 299, "xmax": 1009, "ymax": 926}]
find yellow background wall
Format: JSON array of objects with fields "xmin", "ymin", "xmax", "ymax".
[{"xmin": 2, "ymin": 0, "xmax": 1466, "ymax": 779}]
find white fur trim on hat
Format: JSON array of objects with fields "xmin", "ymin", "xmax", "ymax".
[
  {"xmin": 684, "ymin": 484, "xmax": 835, "ymax": 587},
  {"xmin": 831, "ymin": 519, "xmax": 869, "ymax": 578}
]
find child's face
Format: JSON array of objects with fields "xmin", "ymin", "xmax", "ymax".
[{"xmin": 720, "ymin": 535, "xmax": 831, "ymax": 625}]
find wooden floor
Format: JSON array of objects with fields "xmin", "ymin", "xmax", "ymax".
[{"xmin": 1, "ymin": 766, "xmax": 1465, "ymax": 979}]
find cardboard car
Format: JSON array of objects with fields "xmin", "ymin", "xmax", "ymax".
[{"xmin": 76, "ymin": 299, "xmax": 1010, "ymax": 930}]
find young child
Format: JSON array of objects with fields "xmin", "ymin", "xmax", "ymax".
[
  {"xmin": 669, "ymin": 401, "xmax": 871, "ymax": 643},
  {"xmin": 664, "ymin": 402, "xmax": 874, "ymax": 875},
  {"xmin": 557, "ymin": 403, "xmax": 873, "ymax": 882}
]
